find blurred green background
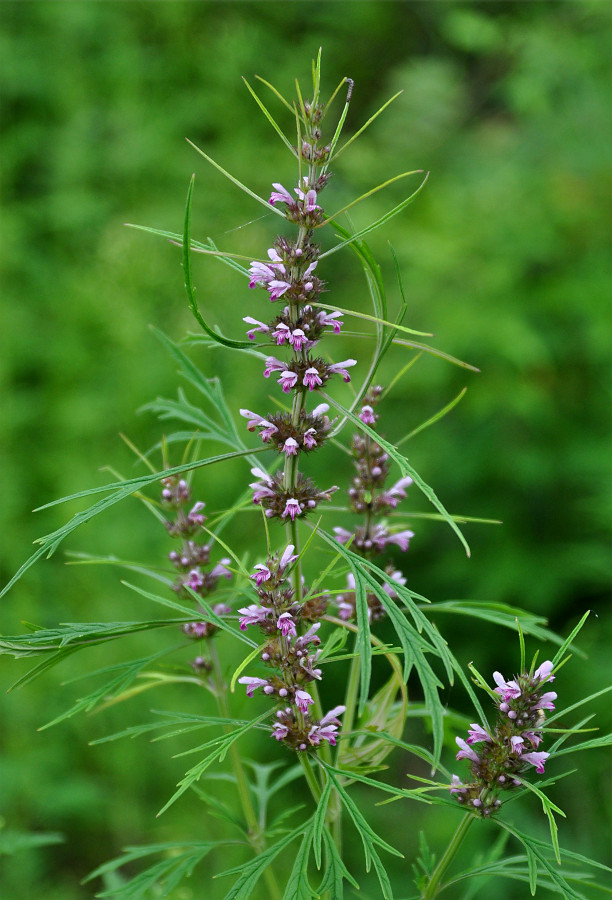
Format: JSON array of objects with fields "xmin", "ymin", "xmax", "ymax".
[{"xmin": 1, "ymin": 2, "xmax": 610, "ymax": 897}]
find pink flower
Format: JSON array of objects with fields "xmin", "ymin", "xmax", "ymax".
[
  {"xmin": 282, "ymin": 498, "xmax": 302, "ymax": 520},
  {"xmin": 272, "ymin": 323, "xmax": 291, "ymax": 344},
  {"xmin": 311, "ymin": 402, "xmax": 330, "ymax": 417},
  {"xmin": 359, "ymin": 405, "xmax": 376, "ymax": 425},
  {"xmin": 317, "ymin": 310, "xmax": 343, "ymax": 334},
  {"xmin": 510, "ymin": 736, "xmax": 525, "ymax": 755},
  {"xmin": 263, "ymin": 356, "xmax": 286, "ymax": 378},
  {"xmin": 537, "ymin": 692, "xmax": 557, "ymax": 710},
  {"xmin": 282, "ymin": 438, "xmax": 299, "ymax": 457},
  {"xmin": 268, "ymin": 279, "xmax": 292, "ymax": 301},
  {"xmin": 333, "ymin": 526, "xmax": 353, "ymax": 545},
  {"xmin": 303, "ymin": 367, "xmax": 323, "ymax": 391},
  {"xmin": 522, "ymin": 751, "xmax": 549, "ymax": 774},
  {"xmin": 238, "ymin": 604, "xmax": 269, "ymax": 630},
  {"xmin": 240, "ymin": 409, "xmax": 265, "ymax": 431},
  {"xmin": 303, "ymin": 428, "xmax": 317, "ymax": 449},
  {"xmin": 186, "ymin": 568, "xmax": 204, "ymax": 590},
  {"xmin": 238, "ymin": 676, "xmax": 269, "ymax": 697},
  {"xmin": 522, "ymin": 730, "xmax": 542, "ymax": 748},
  {"xmin": 455, "ymin": 737, "xmax": 480, "ymax": 763},
  {"xmin": 384, "ymin": 530, "xmax": 415, "ymax": 552},
  {"xmin": 248, "ymin": 261, "xmax": 277, "ymax": 289},
  {"xmin": 467, "ymin": 724, "xmax": 492, "ymax": 745},
  {"xmin": 493, "ymin": 671, "xmax": 522, "ymax": 701},
  {"xmin": 289, "ymin": 328, "xmax": 307, "ymax": 351},
  {"xmin": 269, "ymin": 183, "xmax": 293, "ymax": 206},
  {"xmin": 278, "ymin": 370, "xmax": 298, "ymax": 393},
  {"xmin": 277, "ymin": 612, "xmax": 297, "ymax": 637},
  {"xmin": 450, "ymin": 775, "xmax": 464, "ymax": 794},
  {"xmin": 186, "ymin": 502, "xmax": 206, "ymax": 527},
  {"xmin": 243, "ymin": 317, "xmax": 270, "ymax": 340},
  {"xmin": 327, "ymin": 359, "xmax": 357, "ymax": 382},
  {"xmin": 295, "ymin": 689, "xmax": 315, "ymax": 714},
  {"xmin": 251, "ymin": 564, "xmax": 272, "ymax": 586},
  {"xmin": 534, "ymin": 661, "xmax": 555, "ymax": 685},
  {"xmin": 279, "ymin": 544, "xmax": 298, "ymax": 571},
  {"xmin": 272, "ymin": 722, "xmax": 289, "ymax": 741},
  {"xmin": 380, "ymin": 476, "xmax": 413, "ymax": 508},
  {"xmin": 211, "ymin": 559, "xmax": 232, "ymax": 580}
]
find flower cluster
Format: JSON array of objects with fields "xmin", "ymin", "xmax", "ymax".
[
  {"xmin": 451, "ymin": 661, "xmax": 557, "ymax": 816},
  {"xmin": 332, "ymin": 390, "xmax": 415, "ymax": 621},
  {"xmin": 161, "ymin": 475, "xmax": 232, "ymax": 671},
  {"xmin": 238, "ymin": 97, "xmax": 356, "ymax": 521},
  {"xmin": 237, "ymin": 545, "xmax": 345, "ymax": 751}
]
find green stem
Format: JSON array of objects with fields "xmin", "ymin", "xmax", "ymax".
[
  {"xmin": 337, "ymin": 637, "xmax": 361, "ymax": 756},
  {"xmin": 209, "ymin": 644, "xmax": 282, "ymax": 900},
  {"xmin": 421, "ymin": 812, "xmax": 475, "ymax": 900},
  {"xmin": 299, "ymin": 753, "xmax": 323, "ymax": 803}
]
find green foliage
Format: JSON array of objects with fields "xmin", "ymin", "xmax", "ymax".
[{"xmin": 2, "ymin": 3, "xmax": 610, "ymax": 898}]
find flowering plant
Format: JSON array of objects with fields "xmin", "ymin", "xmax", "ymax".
[{"xmin": 1, "ymin": 53, "xmax": 609, "ymax": 899}]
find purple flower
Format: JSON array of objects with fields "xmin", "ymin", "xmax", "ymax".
[
  {"xmin": 277, "ymin": 612, "xmax": 297, "ymax": 637},
  {"xmin": 380, "ymin": 476, "xmax": 413, "ymax": 508},
  {"xmin": 272, "ymin": 323, "xmax": 291, "ymax": 344},
  {"xmin": 303, "ymin": 428, "xmax": 317, "ymax": 450},
  {"xmin": 450, "ymin": 775, "xmax": 464, "ymax": 794},
  {"xmin": 268, "ymin": 278, "xmax": 292, "ymax": 301},
  {"xmin": 186, "ymin": 568, "xmax": 204, "ymax": 590},
  {"xmin": 279, "ymin": 544, "xmax": 298, "ymax": 571},
  {"xmin": 210, "ymin": 559, "xmax": 232, "ymax": 580},
  {"xmin": 240, "ymin": 408, "xmax": 265, "ymax": 431},
  {"xmin": 282, "ymin": 498, "xmax": 302, "ymax": 520},
  {"xmin": 248, "ymin": 261, "xmax": 278, "ymax": 289},
  {"xmin": 534, "ymin": 660, "xmax": 555, "ymax": 685},
  {"xmin": 333, "ymin": 526, "xmax": 353, "ymax": 545},
  {"xmin": 243, "ymin": 317, "xmax": 270, "ymax": 340},
  {"xmin": 455, "ymin": 737, "xmax": 480, "ymax": 763},
  {"xmin": 537, "ymin": 691, "xmax": 557, "ymax": 711},
  {"xmin": 303, "ymin": 367, "xmax": 323, "ymax": 391},
  {"xmin": 289, "ymin": 328, "xmax": 307, "ymax": 351},
  {"xmin": 269, "ymin": 183, "xmax": 293, "ymax": 206},
  {"xmin": 359, "ymin": 405, "xmax": 376, "ymax": 425},
  {"xmin": 294, "ymin": 623, "xmax": 321, "ymax": 649},
  {"xmin": 251, "ymin": 564, "xmax": 271, "ymax": 586},
  {"xmin": 259, "ymin": 421, "xmax": 279, "ymax": 443},
  {"xmin": 510, "ymin": 736, "xmax": 525, "ymax": 755},
  {"xmin": 295, "ymin": 689, "xmax": 315, "ymax": 714},
  {"xmin": 493, "ymin": 671, "xmax": 522, "ymax": 700},
  {"xmin": 522, "ymin": 751, "xmax": 549, "ymax": 774},
  {"xmin": 384, "ymin": 530, "xmax": 415, "ymax": 552},
  {"xmin": 263, "ymin": 356, "xmax": 286, "ymax": 378},
  {"xmin": 187, "ymin": 502, "xmax": 206, "ymax": 526},
  {"xmin": 282, "ymin": 438, "xmax": 299, "ymax": 457},
  {"xmin": 238, "ymin": 604, "xmax": 269, "ymax": 630},
  {"xmin": 382, "ymin": 568, "xmax": 406, "ymax": 598},
  {"xmin": 467, "ymin": 724, "xmax": 493, "ymax": 745},
  {"xmin": 272, "ymin": 722, "xmax": 289, "ymax": 741},
  {"xmin": 238, "ymin": 676, "xmax": 269, "ymax": 697},
  {"xmin": 317, "ymin": 310, "xmax": 343, "ymax": 334},
  {"xmin": 523, "ymin": 730, "xmax": 542, "ymax": 748},
  {"xmin": 327, "ymin": 359, "xmax": 357, "ymax": 382},
  {"xmin": 278, "ymin": 370, "xmax": 298, "ymax": 393}
]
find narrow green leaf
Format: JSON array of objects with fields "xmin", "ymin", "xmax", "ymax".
[
  {"xmin": 242, "ymin": 78, "xmax": 297, "ymax": 156},
  {"xmin": 552, "ymin": 611, "xmax": 590, "ymax": 667},
  {"xmin": 183, "ymin": 176, "xmax": 253, "ymax": 348},
  {"xmin": 397, "ymin": 388, "xmax": 468, "ymax": 446},
  {"xmin": 309, "ymin": 299, "xmax": 430, "ymax": 338},
  {"xmin": 320, "ymin": 172, "xmax": 430, "ymax": 259},
  {"xmin": 186, "ymin": 138, "xmax": 286, "ymax": 219},
  {"xmin": 312, "ymin": 774, "xmax": 333, "ymax": 869}
]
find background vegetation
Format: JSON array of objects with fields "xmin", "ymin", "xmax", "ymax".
[{"xmin": 1, "ymin": 2, "xmax": 610, "ymax": 897}]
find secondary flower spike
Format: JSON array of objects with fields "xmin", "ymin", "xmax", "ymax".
[{"xmin": 450, "ymin": 661, "xmax": 557, "ymax": 816}]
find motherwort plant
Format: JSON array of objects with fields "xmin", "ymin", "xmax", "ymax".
[{"xmin": 1, "ymin": 53, "xmax": 609, "ymax": 900}]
